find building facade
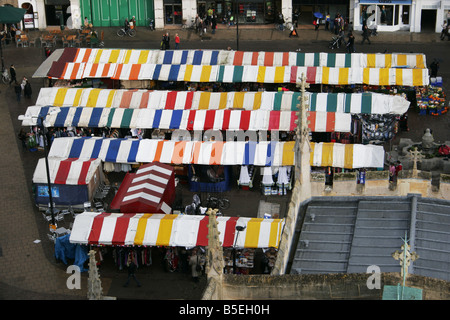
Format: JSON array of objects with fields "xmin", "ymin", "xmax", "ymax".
[
  {"xmin": 8, "ymin": 0, "xmax": 450, "ymax": 32},
  {"xmin": 351, "ymin": 0, "xmax": 450, "ymax": 33}
]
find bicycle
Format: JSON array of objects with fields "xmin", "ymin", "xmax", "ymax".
[
  {"xmin": 328, "ymin": 34, "xmax": 345, "ymax": 50},
  {"xmin": 1, "ymin": 69, "xmax": 10, "ymax": 84},
  {"xmin": 147, "ymin": 18, "xmax": 155, "ymax": 31},
  {"xmin": 181, "ymin": 18, "xmax": 195, "ymax": 30},
  {"xmin": 117, "ymin": 27, "xmax": 136, "ymax": 37}
]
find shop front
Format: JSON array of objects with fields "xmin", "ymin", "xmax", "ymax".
[
  {"xmin": 164, "ymin": 0, "xmax": 183, "ymax": 25},
  {"xmin": 354, "ymin": 0, "xmax": 450, "ymax": 33},
  {"xmin": 194, "ymin": 0, "xmax": 280, "ymax": 25},
  {"xmin": 80, "ymin": 0, "xmax": 154, "ymax": 27},
  {"xmin": 292, "ymin": 0, "xmax": 348, "ymax": 26},
  {"xmin": 354, "ymin": 0, "xmax": 412, "ymax": 32}
]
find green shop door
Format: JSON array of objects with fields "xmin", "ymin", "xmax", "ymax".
[{"xmin": 80, "ymin": 0, "xmax": 154, "ymax": 27}]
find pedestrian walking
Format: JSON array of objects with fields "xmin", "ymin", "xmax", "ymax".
[
  {"xmin": 347, "ymin": 31, "xmax": 355, "ymax": 53},
  {"xmin": 175, "ymin": 33, "xmax": 180, "ymax": 49},
  {"xmin": 325, "ymin": 13, "xmax": 330, "ymax": 31},
  {"xmin": 440, "ymin": 21, "xmax": 448, "ymax": 40},
  {"xmin": 123, "ymin": 253, "xmax": 141, "ymax": 287},
  {"xmin": 313, "ymin": 17, "xmax": 320, "ymax": 31},
  {"xmin": 361, "ymin": 24, "xmax": 371, "ymax": 45},
  {"xmin": 293, "ymin": 9, "xmax": 300, "ymax": 28},
  {"xmin": 429, "ymin": 59, "xmax": 439, "ymax": 78},
  {"xmin": 9, "ymin": 64, "xmax": 16, "ymax": 85},
  {"xmin": 164, "ymin": 32, "xmax": 170, "ymax": 50},
  {"xmin": 211, "ymin": 15, "xmax": 217, "ymax": 34},
  {"xmin": 389, "ymin": 163, "xmax": 396, "ymax": 183},
  {"xmin": 277, "ymin": 12, "xmax": 285, "ymax": 31},
  {"xmin": 24, "ymin": 79, "xmax": 32, "ymax": 99},
  {"xmin": 395, "ymin": 161, "xmax": 403, "ymax": 180},
  {"xmin": 14, "ymin": 81, "xmax": 22, "ymax": 102},
  {"xmin": 289, "ymin": 26, "xmax": 298, "ymax": 37}
]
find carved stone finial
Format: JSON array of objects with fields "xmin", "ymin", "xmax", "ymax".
[
  {"xmin": 87, "ymin": 249, "xmax": 103, "ymax": 300},
  {"xmin": 205, "ymin": 208, "xmax": 225, "ymax": 279},
  {"xmin": 392, "ymin": 234, "xmax": 419, "ymax": 280}
]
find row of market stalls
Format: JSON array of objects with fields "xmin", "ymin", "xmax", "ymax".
[
  {"xmin": 45, "ymin": 137, "xmax": 384, "ymax": 169},
  {"xmin": 49, "ymin": 48, "xmax": 427, "ymax": 68},
  {"xmin": 26, "ymin": 48, "xmax": 430, "ymax": 274}
]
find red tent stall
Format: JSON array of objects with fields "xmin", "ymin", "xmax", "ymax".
[{"xmin": 110, "ymin": 162, "xmax": 175, "ymax": 214}]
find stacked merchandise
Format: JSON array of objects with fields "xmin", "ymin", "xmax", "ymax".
[
  {"xmin": 416, "ymin": 78, "xmax": 447, "ymax": 116},
  {"xmin": 356, "ymin": 114, "xmax": 399, "ymax": 144}
]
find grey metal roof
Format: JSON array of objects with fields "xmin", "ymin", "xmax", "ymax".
[{"xmin": 290, "ymin": 195, "xmax": 450, "ymax": 282}]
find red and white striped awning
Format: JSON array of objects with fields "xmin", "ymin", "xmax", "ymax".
[
  {"xmin": 69, "ymin": 212, "xmax": 285, "ymax": 248},
  {"xmin": 23, "ymin": 106, "xmax": 352, "ymax": 133},
  {"xmin": 112, "ymin": 162, "xmax": 175, "ymax": 214},
  {"xmin": 55, "ymin": 63, "xmax": 429, "ymax": 86},
  {"xmin": 32, "ymin": 158, "xmax": 102, "ymax": 185},
  {"xmin": 56, "ymin": 48, "xmax": 428, "ymax": 68}
]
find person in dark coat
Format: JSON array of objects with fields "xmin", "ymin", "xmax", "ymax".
[
  {"xmin": 9, "ymin": 64, "xmax": 16, "ymax": 85},
  {"xmin": 211, "ymin": 15, "xmax": 217, "ymax": 34},
  {"xmin": 429, "ymin": 59, "xmax": 439, "ymax": 78},
  {"xmin": 361, "ymin": 24, "xmax": 371, "ymax": 45},
  {"xmin": 24, "ymin": 80, "xmax": 32, "ymax": 99},
  {"xmin": 347, "ymin": 31, "xmax": 355, "ymax": 53},
  {"xmin": 123, "ymin": 254, "xmax": 141, "ymax": 287},
  {"xmin": 164, "ymin": 32, "xmax": 170, "ymax": 50}
]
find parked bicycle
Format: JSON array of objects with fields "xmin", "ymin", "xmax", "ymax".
[
  {"xmin": 328, "ymin": 34, "xmax": 345, "ymax": 50},
  {"xmin": 182, "ymin": 18, "xmax": 195, "ymax": 30},
  {"xmin": 1, "ymin": 69, "xmax": 10, "ymax": 84},
  {"xmin": 117, "ymin": 27, "xmax": 136, "ymax": 37},
  {"xmin": 147, "ymin": 18, "xmax": 155, "ymax": 31}
]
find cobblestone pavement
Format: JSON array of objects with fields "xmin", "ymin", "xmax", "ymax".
[{"xmin": 0, "ymin": 25, "xmax": 448, "ymax": 300}]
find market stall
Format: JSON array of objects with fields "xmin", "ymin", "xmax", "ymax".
[
  {"xmin": 46, "ymin": 137, "xmax": 297, "ymax": 167},
  {"xmin": 43, "ymin": 48, "xmax": 427, "ymax": 71},
  {"xmin": 33, "ymin": 88, "xmax": 410, "ymax": 114},
  {"xmin": 32, "ymin": 157, "xmax": 103, "ymax": 208},
  {"xmin": 69, "ymin": 212, "xmax": 285, "ymax": 249},
  {"xmin": 22, "ymin": 106, "xmax": 352, "ymax": 133},
  {"xmin": 45, "ymin": 137, "xmax": 384, "ymax": 169},
  {"xmin": 51, "ymin": 62, "xmax": 429, "ymax": 86},
  {"xmin": 110, "ymin": 162, "xmax": 175, "ymax": 214}
]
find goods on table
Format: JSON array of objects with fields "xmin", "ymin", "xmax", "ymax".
[{"xmin": 416, "ymin": 78, "xmax": 447, "ymax": 116}]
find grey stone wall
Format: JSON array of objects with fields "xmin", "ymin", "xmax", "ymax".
[{"xmin": 215, "ymin": 273, "xmax": 450, "ymax": 300}]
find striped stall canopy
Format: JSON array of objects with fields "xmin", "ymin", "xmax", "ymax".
[
  {"xmin": 47, "ymin": 137, "xmax": 384, "ymax": 168},
  {"xmin": 25, "ymin": 106, "xmax": 352, "ymax": 133},
  {"xmin": 69, "ymin": 212, "xmax": 285, "ymax": 248},
  {"xmin": 54, "ymin": 63, "xmax": 429, "ymax": 86},
  {"xmin": 55, "ymin": 48, "xmax": 427, "ymax": 69},
  {"xmin": 47, "ymin": 137, "xmax": 297, "ymax": 166},
  {"xmin": 34, "ymin": 88, "xmax": 410, "ymax": 114},
  {"xmin": 310, "ymin": 142, "xmax": 385, "ymax": 169},
  {"xmin": 32, "ymin": 157, "xmax": 102, "ymax": 185}
]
